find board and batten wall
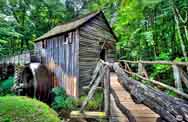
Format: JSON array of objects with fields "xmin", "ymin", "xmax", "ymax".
[
  {"xmin": 79, "ymin": 13, "xmax": 116, "ymax": 89},
  {"xmin": 35, "ymin": 30, "xmax": 79, "ymax": 97}
]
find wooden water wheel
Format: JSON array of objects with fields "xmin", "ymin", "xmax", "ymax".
[
  {"xmin": 15, "ymin": 63, "xmax": 58, "ymax": 104},
  {"xmin": 21, "ymin": 66, "xmax": 35, "ymax": 97},
  {"xmin": 35, "ymin": 64, "xmax": 53, "ymax": 104}
]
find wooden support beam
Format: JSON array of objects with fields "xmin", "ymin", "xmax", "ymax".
[
  {"xmin": 80, "ymin": 66, "xmax": 106, "ymax": 112},
  {"xmin": 104, "ymin": 66, "xmax": 110, "ymax": 120},
  {"xmin": 88, "ymin": 61, "xmax": 103, "ymax": 88},
  {"xmin": 70, "ymin": 111, "xmax": 106, "ymax": 119},
  {"xmin": 112, "ymin": 63, "xmax": 188, "ymax": 122}
]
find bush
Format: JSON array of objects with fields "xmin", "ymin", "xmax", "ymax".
[
  {"xmin": 0, "ymin": 76, "xmax": 14, "ymax": 89},
  {"xmin": 51, "ymin": 87, "xmax": 103, "ymax": 112},
  {"xmin": 0, "ymin": 76, "xmax": 15, "ymax": 96},
  {"xmin": 75, "ymin": 90, "xmax": 103, "ymax": 110},
  {"xmin": 52, "ymin": 87, "xmax": 75, "ymax": 111},
  {"xmin": 0, "ymin": 96, "xmax": 61, "ymax": 122}
]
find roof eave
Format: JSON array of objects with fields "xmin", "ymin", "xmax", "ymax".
[{"xmin": 34, "ymin": 11, "xmax": 102, "ymax": 42}]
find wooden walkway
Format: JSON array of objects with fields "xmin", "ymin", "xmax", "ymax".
[{"xmin": 110, "ymin": 73, "xmax": 159, "ymax": 122}]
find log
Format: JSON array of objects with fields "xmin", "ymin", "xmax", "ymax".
[
  {"xmin": 120, "ymin": 60, "xmax": 188, "ymax": 66},
  {"xmin": 70, "ymin": 111, "xmax": 106, "ymax": 119},
  {"xmin": 111, "ymin": 87, "xmax": 136, "ymax": 122},
  {"xmin": 104, "ymin": 66, "xmax": 110, "ymax": 120},
  {"xmin": 88, "ymin": 60, "xmax": 103, "ymax": 88},
  {"xmin": 112, "ymin": 63, "xmax": 188, "ymax": 122},
  {"xmin": 157, "ymin": 117, "xmax": 168, "ymax": 122}
]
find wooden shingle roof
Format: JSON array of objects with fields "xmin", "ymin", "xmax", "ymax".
[{"xmin": 35, "ymin": 11, "xmax": 101, "ymax": 41}]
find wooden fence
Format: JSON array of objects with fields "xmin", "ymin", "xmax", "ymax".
[
  {"xmin": 0, "ymin": 52, "xmax": 31, "ymax": 64},
  {"xmin": 119, "ymin": 60, "xmax": 188, "ymax": 99}
]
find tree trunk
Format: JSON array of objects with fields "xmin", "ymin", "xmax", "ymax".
[{"xmin": 173, "ymin": 7, "xmax": 187, "ymax": 60}]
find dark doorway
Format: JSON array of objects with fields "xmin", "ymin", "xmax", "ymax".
[{"xmin": 100, "ymin": 49, "xmax": 105, "ymax": 61}]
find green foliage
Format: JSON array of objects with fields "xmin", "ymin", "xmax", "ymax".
[
  {"xmin": 0, "ymin": 76, "xmax": 14, "ymax": 89},
  {"xmin": 165, "ymin": 90, "xmax": 177, "ymax": 97},
  {"xmin": 75, "ymin": 90, "xmax": 103, "ymax": 110},
  {"xmin": 0, "ymin": 0, "xmax": 82, "ymax": 57},
  {"xmin": 1, "ymin": 0, "xmax": 186, "ymax": 62},
  {"xmin": 0, "ymin": 76, "xmax": 15, "ymax": 96},
  {"xmin": 51, "ymin": 87, "xmax": 75, "ymax": 110},
  {"xmin": 0, "ymin": 96, "xmax": 60, "ymax": 122}
]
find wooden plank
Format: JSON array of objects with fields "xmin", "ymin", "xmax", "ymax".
[
  {"xmin": 75, "ymin": 29, "xmax": 80, "ymax": 97},
  {"xmin": 111, "ymin": 86, "xmax": 136, "ymax": 122},
  {"xmin": 70, "ymin": 111, "xmax": 106, "ymax": 119},
  {"xmin": 111, "ymin": 73, "xmax": 158, "ymax": 122}
]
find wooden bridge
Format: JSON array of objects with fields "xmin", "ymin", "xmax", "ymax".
[
  {"xmin": 71, "ymin": 60, "xmax": 188, "ymax": 122},
  {"xmin": 110, "ymin": 73, "xmax": 159, "ymax": 122}
]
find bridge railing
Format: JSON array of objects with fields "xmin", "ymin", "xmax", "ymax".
[
  {"xmin": 119, "ymin": 60, "xmax": 188, "ymax": 99},
  {"xmin": 0, "ymin": 51, "xmax": 31, "ymax": 65},
  {"xmin": 0, "ymin": 49, "xmax": 42, "ymax": 65}
]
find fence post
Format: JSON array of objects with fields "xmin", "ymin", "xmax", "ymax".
[
  {"xmin": 138, "ymin": 63, "xmax": 148, "ymax": 78},
  {"xmin": 104, "ymin": 66, "xmax": 110, "ymax": 121},
  {"xmin": 179, "ymin": 67, "xmax": 188, "ymax": 88},
  {"xmin": 172, "ymin": 65, "xmax": 183, "ymax": 92}
]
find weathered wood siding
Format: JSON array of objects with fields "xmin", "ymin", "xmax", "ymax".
[
  {"xmin": 35, "ymin": 30, "xmax": 79, "ymax": 97},
  {"xmin": 79, "ymin": 13, "xmax": 116, "ymax": 88}
]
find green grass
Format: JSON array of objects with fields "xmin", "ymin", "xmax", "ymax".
[{"xmin": 0, "ymin": 96, "xmax": 61, "ymax": 122}]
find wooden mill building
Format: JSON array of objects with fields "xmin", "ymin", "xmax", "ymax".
[{"xmin": 35, "ymin": 11, "xmax": 116, "ymax": 97}]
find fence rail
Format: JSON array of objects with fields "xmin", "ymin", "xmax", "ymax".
[
  {"xmin": 120, "ymin": 60, "xmax": 188, "ymax": 66},
  {"xmin": 120, "ymin": 60, "xmax": 188, "ymax": 98},
  {"xmin": 0, "ymin": 49, "xmax": 42, "ymax": 64}
]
